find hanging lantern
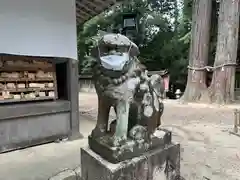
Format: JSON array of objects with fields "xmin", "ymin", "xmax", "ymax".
[
  {"xmin": 123, "ymin": 14, "xmax": 137, "ymax": 28},
  {"xmin": 122, "ymin": 13, "xmax": 138, "ymax": 41}
]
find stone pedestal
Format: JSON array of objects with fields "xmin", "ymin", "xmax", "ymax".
[
  {"xmin": 81, "ymin": 143, "xmax": 180, "ymax": 180},
  {"xmin": 88, "ymin": 129, "xmax": 172, "ymax": 163}
]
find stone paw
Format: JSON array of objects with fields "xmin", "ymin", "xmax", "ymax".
[
  {"xmin": 111, "ymin": 136, "xmax": 126, "ymax": 147},
  {"xmin": 129, "ymin": 125, "xmax": 148, "ymax": 141},
  {"xmin": 91, "ymin": 127, "xmax": 105, "ymax": 138}
]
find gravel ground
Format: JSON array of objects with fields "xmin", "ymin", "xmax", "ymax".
[{"xmin": 79, "ymin": 93, "xmax": 240, "ymax": 180}]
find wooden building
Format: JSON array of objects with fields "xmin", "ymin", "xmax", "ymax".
[
  {"xmin": 0, "ymin": 0, "xmax": 119, "ymax": 153},
  {"xmin": 79, "ymin": 75, "xmax": 96, "ymax": 92}
]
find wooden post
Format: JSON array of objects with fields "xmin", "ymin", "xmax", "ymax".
[
  {"xmin": 238, "ymin": 109, "xmax": 240, "ymax": 131},
  {"xmin": 234, "ymin": 109, "xmax": 238, "ymax": 133},
  {"xmin": 68, "ymin": 59, "xmax": 83, "ymax": 140}
]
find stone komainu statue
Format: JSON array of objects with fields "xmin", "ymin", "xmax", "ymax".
[{"xmin": 89, "ymin": 33, "xmax": 167, "ymax": 163}]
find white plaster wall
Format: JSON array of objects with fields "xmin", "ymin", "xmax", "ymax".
[{"xmin": 0, "ymin": 0, "xmax": 78, "ymax": 60}]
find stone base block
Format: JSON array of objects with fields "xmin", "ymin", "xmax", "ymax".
[
  {"xmin": 81, "ymin": 143, "xmax": 180, "ymax": 180},
  {"xmin": 88, "ymin": 129, "xmax": 172, "ymax": 163}
]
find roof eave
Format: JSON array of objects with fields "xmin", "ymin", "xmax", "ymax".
[{"xmin": 75, "ymin": 0, "xmax": 121, "ymax": 24}]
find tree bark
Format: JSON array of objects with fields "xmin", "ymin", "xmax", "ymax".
[
  {"xmin": 209, "ymin": 0, "xmax": 240, "ymax": 104},
  {"xmin": 182, "ymin": 0, "xmax": 212, "ymax": 102}
]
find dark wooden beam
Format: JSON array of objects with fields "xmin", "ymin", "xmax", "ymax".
[
  {"xmin": 75, "ymin": 0, "xmax": 118, "ymax": 24},
  {"xmin": 76, "ymin": 5, "xmax": 97, "ymax": 20},
  {"xmin": 76, "ymin": 1, "xmax": 97, "ymax": 15},
  {"xmin": 76, "ymin": 13, "xmax": 87, "ymax": 22},
  {"xmin": 94, "ymin": 0, "xmax": 115, "ymax": 6},
  {"xmin": 77, "ymin": 9, "xmax": 92, "ymax": 19},
  {"xmin": 80, "ymin": 0, "xmax": 105, "ymax": 11}
]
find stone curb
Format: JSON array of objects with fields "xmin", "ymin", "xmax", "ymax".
[{"xmin": 49, "ymin": 167, "xmax": 82, "ymax": 180}]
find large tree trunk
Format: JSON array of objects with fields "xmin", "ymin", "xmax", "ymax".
[
  {"xmin": 182, "ymin": 0, "xmax": 212, "ymax": 102},
  {"xmin": 209, "ymin": 0, "xmax": 240, "ymax": 104}
]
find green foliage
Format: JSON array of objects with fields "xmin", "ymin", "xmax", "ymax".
[{"xmin": 77, "ymin": 0, "xmax": 193, "ymax": 84}]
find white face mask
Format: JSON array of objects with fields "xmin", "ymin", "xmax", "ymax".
[
  {"xmin": 100, "ymin": 53, "xmax": 130, "ymax": 71},
  {"xmin": 98, "ymin": 42, "xmax": 132, "ymax": 71}
]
